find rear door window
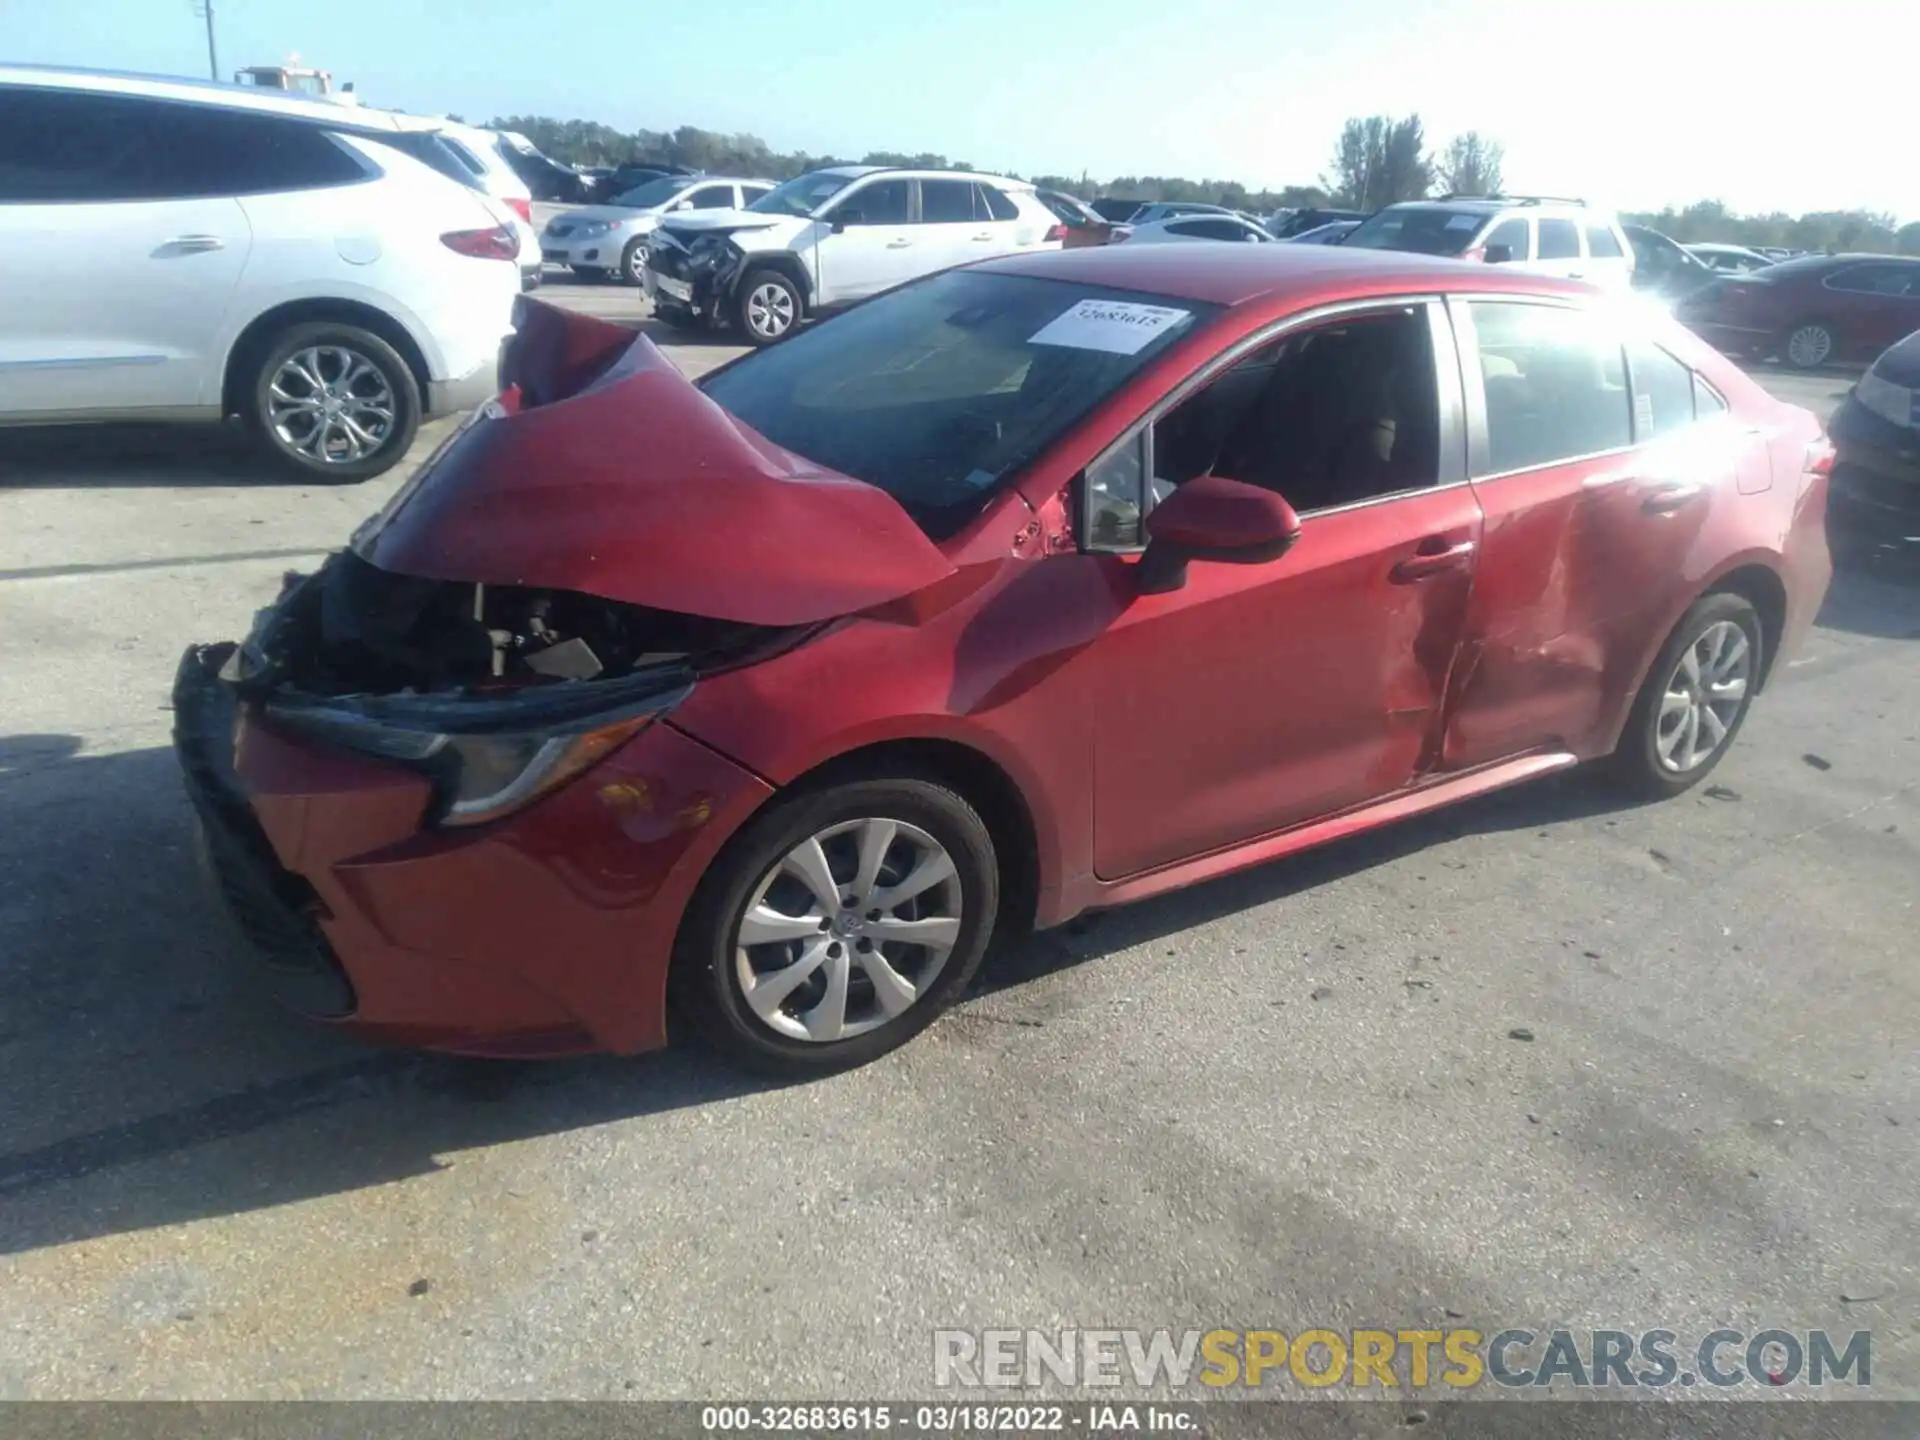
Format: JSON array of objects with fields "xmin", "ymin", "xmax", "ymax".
[
  {"xmin": 1585, "ymin": 224, "xmax": 1624, "ymax": 258},
  {"xmin": 1468, "ymin": 301, "xmax": 1632, "ymax": 473},
  {"xmin": 0, "ymin": 89, "xmax": 367, "ymax": 202},
  {"xmin": 918, "ymin": 179, "xmax": 975, "ymax": 223}
]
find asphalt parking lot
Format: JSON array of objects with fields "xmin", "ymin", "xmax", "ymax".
[{"xmin": 1, "ymin": 274, "xmax": 1915, "ymax": 1405}]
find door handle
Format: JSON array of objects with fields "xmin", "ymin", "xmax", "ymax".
[
  {"xmin": 885, "ymin": 238, "xmax": 913, "ymax": 249},
  {"xmin": 1389, "ymin": 538, "xmax": 1475, "ymax": 583},
  {"xmin": 1640, "ymin": 482, "xmax": 1704, "ymax": 514},
  {"xmin": 155, "ymin": 235, "xmax": 226, "ymax": 256}
]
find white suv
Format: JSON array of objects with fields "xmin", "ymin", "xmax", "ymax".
[
  {"xmin": 0, "ymin": 67, "xmax": 520, "ymax": 480},
  {"xmin": 1341, "ymin": 195, "xmax": 1635, "ymax": 291},
  {"xmin": 643, "ymin": 166, "xmax": 1064, "ymax": 344}
]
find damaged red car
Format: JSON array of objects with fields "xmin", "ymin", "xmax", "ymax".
[{"xmin": 175, "ymin": 246, "xmax": 1834, "ymax": 1073}]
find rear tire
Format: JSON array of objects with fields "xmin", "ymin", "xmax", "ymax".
[
  {"xmin": 246, "ymin": 322, "xmax": 420, "ymax": 483},
  {"xmin": 1781, "ymin": 319, "xmax": 1837, "ymax": 370},
  {"xmin": 674, "ymin": 776, "xmax": 999, "ymax": 1076},
  {"xmin": 735, "ymin": 268, "xmax": 802, "ymax": 345},
  {"xmin": 1607, "ymin": 592, "xmax": 1763, "ymax": 799}
]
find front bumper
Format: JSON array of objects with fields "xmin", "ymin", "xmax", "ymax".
[
  {"xmin": 645, "ymin": 242, "xmax": 737, "ymax": 320},
  {"xmin": 171, "ymin": 644, "xmax": 775, "ymax": 1057},
  {"xmin": 1829, "ymin": 395, "xmax": 1920, "ymax": 557},
  {"xmin": 540, "ymin": 230, "xmax": 632, "ymax": 268}
]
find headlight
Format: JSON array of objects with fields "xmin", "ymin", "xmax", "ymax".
[
  {"xmin": 262, "ymin": 667, "xmax": 691, "ymax": 827},
  {"xmin": 1855, "ymin": 371, "xmax": 1915, "ymax": 429},
  {"xmin": 438, "ymin": 721, "xmax": 647, "ymax": 826}
]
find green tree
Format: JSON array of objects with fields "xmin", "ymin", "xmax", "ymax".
[
  {"xmin": 1899, "ymin": 222, "xmax": 1920, "ymax": 256},
  {"xmin": 1437, "ymin": 131, "xmax": 1504, "ymax": 197},
  {"xmin": 1326, "ymin": 114, "xmax": 1432, "ymax": 210}
]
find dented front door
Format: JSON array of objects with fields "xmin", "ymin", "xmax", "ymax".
[{"xmin": 1089, "ymin": 485, "xmax": 1482, "ymax": 882}]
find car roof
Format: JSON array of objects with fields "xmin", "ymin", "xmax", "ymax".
[
  {"xmin": 979, "ymin": 241, "xmax": 1591, "ymax": 308},
  {"xmin": 0, "ymin": 62, "xmax": 439, "ymax": 132},
  {"xmin": 1130, "ymin": 214, "xmax": 1262, "ymax": 231},
  {"xmin": 811, "ymin": 163, "xmax": 1030, "ymax": 188}
]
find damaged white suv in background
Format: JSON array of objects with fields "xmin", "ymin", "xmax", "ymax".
[
  {"xmin": 0, "ymin": 66, "xmax": 520, "ymax": 480},
  {"xmin": 643, "ymin": 166, "xmax": 1066, "ymax": 344}
]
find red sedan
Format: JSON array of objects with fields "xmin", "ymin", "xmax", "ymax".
[
  {"xmin": 175, "ymin": 245, "xmax": 1834, "ymax": 1073},
  {"xmin": 1676, "ymin": 253, "xmax": 1920, "ymax": 369}
]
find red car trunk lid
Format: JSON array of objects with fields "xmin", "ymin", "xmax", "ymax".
[{"xmin": 351, "ymin": 300, "xmax": 957, "ymax": 627}]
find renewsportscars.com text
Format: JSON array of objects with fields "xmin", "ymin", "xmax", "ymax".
[{"xmin": 933, "ymin": 1327, "xmax": 1871, "ymax": 1391}]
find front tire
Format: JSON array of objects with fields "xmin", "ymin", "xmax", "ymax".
[
  {"xmin": 1608, "ymin": 592, "xmax": 1763, "ymax": 798},
  {"xmin": 619, "ymin": 238, "xmax": 649, "ymax": 286},
  {"xmin": 675, "ymin": 776, "xmax": 999, "ymax": 1075},
  {"xmin": 736, "ymin": 268, "xmax": 802, "ymax": 345},
  {"xmin": 247, "ymin": 322, "xmax": 420, "ymax": 482}
]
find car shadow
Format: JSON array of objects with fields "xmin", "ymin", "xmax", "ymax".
[
  {"xmin": 0, "ymin": 726, "xmax": 1641, "ymax": 1258},
  {"xmin": 0, "ymin": 415, "xmax": 471, "ymax": 492},
  {"xmin": 0, "ymin": 734, "xmax": 785, "ymax": 1256},
  {"xmin": 0, "ymin": 421, "xmax": 279, "ymax": 489},
  {"xmin": 978, "ymin": 762, "xmax": 1644, "ymax": 997},
  {"xmin": 1816, "ymin": 557, "xmax": 1920, "ymax": 639}
]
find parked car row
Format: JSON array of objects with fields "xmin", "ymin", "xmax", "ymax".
[{"xmin": 0, "ymin": 65, "xmax": 522, "ymax": 480}]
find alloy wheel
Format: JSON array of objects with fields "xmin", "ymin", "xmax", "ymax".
[
  {"xmin": 1655, "ymin": 619, "xmax": 1753, "ymax": 773},
  {"xmin": 733, "ymin": 817, "xmax": 962, "ymax": 1043},
  {"xmin": 1786, "ymin": 324, "xmax": 1833, "ymax": 368},
  {"xmin": 266, "ymin": 345, "xmax": 397, "ymax": 465},
  {"xmin": 625, "ymin": 243, "xmax": 649, "ymax": 282},
  {"xmin": 745, "ymin": 281, "xmax": 796, "ymax": 339}
]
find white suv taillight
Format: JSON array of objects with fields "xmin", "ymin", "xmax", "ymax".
[
  {"xmin": 441, "ymin": 225, "xmax": 519, "ymax": 261},
  {"xmin": 504, "ymin": 197, "xmax": 533, "ymax": 224},
  {"xmin": 1043, "ymin": 223, "xmax": 1068, "ymax": 244}
]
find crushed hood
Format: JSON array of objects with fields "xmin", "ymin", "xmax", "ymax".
[
  {"xmin": 350, "ymin": 299, "xmax": 956, "ymax": 627},
  {"xmin": 657, "ymin": 208, "xmax": 788, "ymax": 239}
]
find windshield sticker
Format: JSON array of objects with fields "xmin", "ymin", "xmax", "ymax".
[
  {"xmin": 1445, "ymin": 214, "xmax": 1481, "ymax": 231},
  {"xmin": 1030, "ymin": 299, "xmax": 1192, "ymax": 356}
]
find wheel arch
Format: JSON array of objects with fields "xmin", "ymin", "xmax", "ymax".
[
  {"xmin": 733, "ymin": 252, "xmax": 814, "ymax": 311},
  {"xmin": 1705, "ymin": 561, "xmax": 1789, "ymax": 690},
  {"xmin": 768, "ymin": 736, "xmax": 1041, "ymax": 938},
  {"xmin": 221, "ymin": 299, "xmax": 434, "ymax": 419}
]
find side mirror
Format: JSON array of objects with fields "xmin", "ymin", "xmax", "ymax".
[
  {"xmin": 669, "ymin": 199, "xmax": 690, "ymax": 211},
  {"xmin": 1136, "ymin": 475, "xmax": 1301, "ymax": 595},
  {"xmin": 829, "ymin": 209, "xmax": 863, "ymax": 234},
  {"xmin": 1483, "ymin": 243, "xmax": 1514, "ymax": 265}
]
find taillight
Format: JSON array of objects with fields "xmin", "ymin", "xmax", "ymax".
[
  {"xmin": 1043, "ymin": 223, "xmax": 1068, "ymax": 244},
  {"xmin": 505, "ymin": 196, "xmax": 532, "ymax": 223},
  {"xmin": 1804, "ymin": 435, "xmax": 1836, "ymax": 477},
  {"xmin": 441, "ymin": 225, "xmax": 518, "ymax": 261}
]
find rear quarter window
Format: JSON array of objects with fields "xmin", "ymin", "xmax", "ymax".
[{"xmin": 1585, "ymin": 224, "xmax": 1624, "ymax": 258}]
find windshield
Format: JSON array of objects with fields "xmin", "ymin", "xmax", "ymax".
[
  {"xmin": 748, "ymin": 170, "xmax": 854, "ymax": 217},
  {"xmin": 702, "ymin": 270, "xmax": 1218, "ymax": 539},
  {"xmin": 1343, "ymin": 206, "xmax": 1485, "ymax": 256},
  {"xmin": 611, "ymin": 176, "xmax": 686, "ymax": 209}
]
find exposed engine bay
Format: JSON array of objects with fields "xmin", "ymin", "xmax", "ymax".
[{"xmin": 229, "ymin": 550, "xmax": 804, "ymax": 698}]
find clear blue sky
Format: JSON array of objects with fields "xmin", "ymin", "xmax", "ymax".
[{"xmin": 6, "ymin": 0, "xmax": 1911, "ymax": 220}]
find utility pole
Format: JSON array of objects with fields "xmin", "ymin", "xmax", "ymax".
[{"xmin": 192, "ymin": 1, "xmax": 219, "ymax": 82}]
